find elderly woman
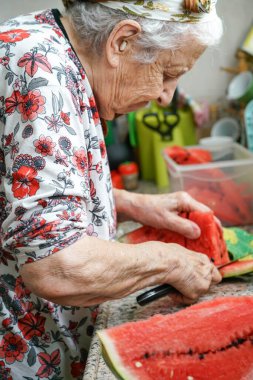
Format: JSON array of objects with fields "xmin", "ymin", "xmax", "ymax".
[{"xmin": 0, "ymin": 0, "xmax": 223, "ymax": 378}]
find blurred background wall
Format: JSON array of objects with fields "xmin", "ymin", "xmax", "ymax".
[{"xmin": 0, "ymin": 0, "xmax": 252, "ymax": 103}]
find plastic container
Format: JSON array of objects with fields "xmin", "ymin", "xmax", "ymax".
[
  {"xmin": 118, "ymin": 162, "xmax": 139, "ymax": 190},
  {"xmin": 199, "ymin": 136, "xmax": 234, "ymax": 161},
  {"xmin": 164, "ymin": 143, "xmax": 253, "ymax": 226}
]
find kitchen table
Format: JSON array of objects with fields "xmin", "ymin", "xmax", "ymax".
[{"xmin": 83, "ymin": 224, "xmax": 253, "ymax": 380}]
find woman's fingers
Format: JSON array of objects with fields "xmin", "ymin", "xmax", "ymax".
[
  {"xmin": 163, "ymin": 213, "xmax": 201, "ymax": 239},
  {"xmin": 174, "ymin": 191, "xmax": 211, "ymax": 213},
  {"xmin": 166, "ymin": 246, "xmax": 222, "ymax": 301},
  {"xmin": 211, "ymin": 265, "xmax": 222, "ymax": 284}
]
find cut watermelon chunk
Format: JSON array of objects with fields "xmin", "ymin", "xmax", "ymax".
[
  {"xmin": 120, "ymin": 211, "xmax": 230, "ymax": 266},
  {"xmin": 186, "ymin": 211, "xmax": 229, "ymax": 264},
  {"xmin": 98, "ymin": 296, "xmax": 253, "ymax": 380},
  {"xmin": 120, "ymin": 225, "xmax": 185, "ymax": 246},
  {"xmin": 164, "ymin": 146, "xmax": 212, "ymax": 165}
]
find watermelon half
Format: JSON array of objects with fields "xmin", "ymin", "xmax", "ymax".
[
  {"xmin": 120, "ymin": 211, "xmax": 230, "ymax": 266},
  {"xmin": 98, "ymin": 296, "xmax": 253, "ymax": 380}
]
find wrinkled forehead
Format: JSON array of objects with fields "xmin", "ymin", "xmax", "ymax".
[{"xmin": 159, "ymin": 39, "xmax": 206, "ymax": 74}]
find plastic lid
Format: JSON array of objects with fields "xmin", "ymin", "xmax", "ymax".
[{"xmin": 118, "ymin": 161, "xmax": 139, "ymax": 175}]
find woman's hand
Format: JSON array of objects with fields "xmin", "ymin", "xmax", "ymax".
[
  {"xmin": 157, "ymin": 242, "xmax": 222, "ymax": 304},
  {"xmin": 114, "ymin": 189, "xmax": 213, "ymax": 239}
]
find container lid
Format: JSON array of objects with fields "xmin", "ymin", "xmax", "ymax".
[
  {"xmin": 118, "ymin": 162, "xmax": 139, "ymax": 175},
  {"xmin": 199, "ymin": 136, "xmax": 233, "ymax": 150}
]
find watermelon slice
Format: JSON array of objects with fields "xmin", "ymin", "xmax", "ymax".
[
  {"xmin": 98, "ymin": 296, "xmax": 253, "ymax": 380},
  {"xmin": 120, "ymin": 211, "xmax": 230, "ymax": 266},
  {"xmin": 164, "ymin": 146, "xmax": 212, "ymax": 165}
]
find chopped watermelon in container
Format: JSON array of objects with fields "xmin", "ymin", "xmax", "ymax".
[{"xmin": 163, "ymin": 144, "xmax": 253, "ymax": 226}]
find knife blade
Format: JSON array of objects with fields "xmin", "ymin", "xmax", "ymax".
[{"xmin": 136, "ymin": 259, "xmax": 241, "ymax": 306}]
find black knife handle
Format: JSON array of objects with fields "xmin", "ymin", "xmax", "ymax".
[{"xmin": 136, "ymin": 284, "xmax": 176, "ymax": 306}]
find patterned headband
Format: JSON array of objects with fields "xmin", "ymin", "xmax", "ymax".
[{"xmin": 62, "ymin": 1, "xmax": 217, "ymax": 23}]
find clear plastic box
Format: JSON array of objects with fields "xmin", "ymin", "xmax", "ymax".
[{"xmin": 163, "ymin": 143, "xmax": 253, "ymax": 226}]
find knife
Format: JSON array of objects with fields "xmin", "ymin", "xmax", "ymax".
[{"xmin": 136, "ymin": 259, "xmax": 240, "ymax": 306}]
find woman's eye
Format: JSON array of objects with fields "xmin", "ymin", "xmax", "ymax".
[{"xmin": 164, "ymin": 73, "xmax": 176, "ymax": 81}]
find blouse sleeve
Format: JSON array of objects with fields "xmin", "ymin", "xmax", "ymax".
[{"xmin": 1, "ymin": 40, "xmax": 93, "ymax": 268}]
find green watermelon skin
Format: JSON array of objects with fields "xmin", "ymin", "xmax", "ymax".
[
  {"xmin": 220, "ymin": 255, "xmax": 253, "ymax": 278},
  {"xmin": 98, "ymin": 296, "xmax": 253, "ymax": 380},
  {"xmin": 120, "ymin": 212, "xmax": 230, "ymax": 266}
]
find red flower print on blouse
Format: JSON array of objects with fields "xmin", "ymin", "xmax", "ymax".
[
  {"xmin": 18, "ymin": 90, "xmax": 46, "ymax": 122},
  {"xmin": 5, "ymin": 90, "xmax": 22, "ymax": 114},
  {"xmin": 89, "ymin": 179, "xmax": 96, "ymax": 199},
  {"xmin": 0, "ymin": 248, "xmax": 15, "ymax": 266},
  {"xmin": 20, "ymin": 301, "xmax": 34, "ymax": 313},
  {"xmin": 26, "ymin": 218, "xmax": 60, "ymax": 240},
  {"xmin": 14, "ymin": 276, "xmax": 31, "ymax": 299},
  {"xmin": 0, "ymin": 360, "xmax": 13, "ymax": 380},
  {"xmin": 72, "ymin": 148, "xmax": 88, "ymax": 176},
  {"xmin": 34, "ymin": 135, "xmax": 56, "ymax": 156},
  {"xmin": 0, "ymin": 29, "xmax": 30, "ymax": 43},
  {"xmin": 96, "ymin": 161, "xmax": 102, "ymax": 174},
  {"xmin": 18, "ymin": 312, "xmax": 46, "ymax": 340},
  {"xmin": 86, "ymin": 223, "xmax": 98, "ymax": 237},
  {"xmin": 87, "ymin": 151, "xmax": 93, "ymax": 171},
  {"xmin": 57, "ymin": 210, "xmax": 81, "ymax": 222},
  {"xmin": 0, "ymin": 332, "xmax": 28, "ymax": 364},
  {"xmin": 4, "ymin": 132, "xmax": 14, "ymax": 147},
  {"xmin": 99, "ymin": 140, "xmax": 106, "ymax": 159},
  {"xmin": 71, "ymin": 361, "xmax": 86, "ymax": 378},
  {"xmin": 12, "ymin": 166, "xmax": 39, "ymax": 199},
  {"xmin": 89, "ymin": 96, "xmax": 100, "ymax": 125},
  {"xmin": 0, "ymin": 56, "xmax": 10, "ymax": 66},
  {"xmin": 2, "ymin": 317, "xmax": 12, "ymax": 329},
  {"xmin": 60, "ymin": 111, "xmax": 70, "ymax": 125},
  {"xmin": 18, "ymin": 51, "xmax": 52, "ymax": 77},
  {"xmin": 36, "ymin": 349, "xmax": 61, "ymax": 378}
]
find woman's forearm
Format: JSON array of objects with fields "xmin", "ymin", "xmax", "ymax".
[
  {"xmin": 113, "ymin": 188, "xmax": 145, "ymax": 222},
  {"xmin": 20, "ymin": 235, "xmax": 171, "ymax": 307}
]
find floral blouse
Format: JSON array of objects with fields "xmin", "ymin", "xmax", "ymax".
[{"xmin": 0, "ymin": 9, "xmax": 116, "ymax": 380}]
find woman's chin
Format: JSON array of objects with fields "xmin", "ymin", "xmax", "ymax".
[
  {"xmin": 117, "ymin": 102, "xmax": 150, "ymax": 114},
  {"xmin": 101, "ymin": 102, "xmax": 150, "ymax": 120}
]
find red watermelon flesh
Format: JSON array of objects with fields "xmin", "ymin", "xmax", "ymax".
[
  {"xmin": 120, "ymin": 225, "xmax": 185, "ymax": 246},
  {"xmin": 98, "ymin": 296, "xmax": 253, "ymax": 380},
  {"xmin": 165, "ymin": 146, "xmax": 212, "ymax": 165},
  {"xmin": 120, "ymin": 211, "xmax": 230, "ymax": 266},
  {"xmin": 186, "ymin": 212, "xmax": 229, "ymax": 265}
]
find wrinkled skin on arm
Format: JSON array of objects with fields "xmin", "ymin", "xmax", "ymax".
[{"xmin": 20, "ymin": 235, "xmax": 221, "ymax": 307}]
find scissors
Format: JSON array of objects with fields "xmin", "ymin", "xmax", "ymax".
[{"xmin": 142, "ymin": 89, "xmax": 180, "ymax": 141}]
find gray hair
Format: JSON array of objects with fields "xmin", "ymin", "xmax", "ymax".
[{"xmin": 67, "ymin": 2, "xmax": 223, "ymax": 63}]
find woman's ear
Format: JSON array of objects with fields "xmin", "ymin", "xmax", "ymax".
[{"xmin": 105, "ymin": 20, "xmax": 141, "ymax": 67}]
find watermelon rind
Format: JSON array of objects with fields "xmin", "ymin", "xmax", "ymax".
[
  {"xmin": 97, "ymin": 330, "xmax": 137, "ymax": 380},
  {"xmin": 220, "ymin": 255, "xmax": 253, "ymax": 278}
]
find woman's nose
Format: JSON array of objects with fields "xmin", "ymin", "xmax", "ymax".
[{"xmin": 156, "ymin": 79, "xmax": 178, "ymax": 107}]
